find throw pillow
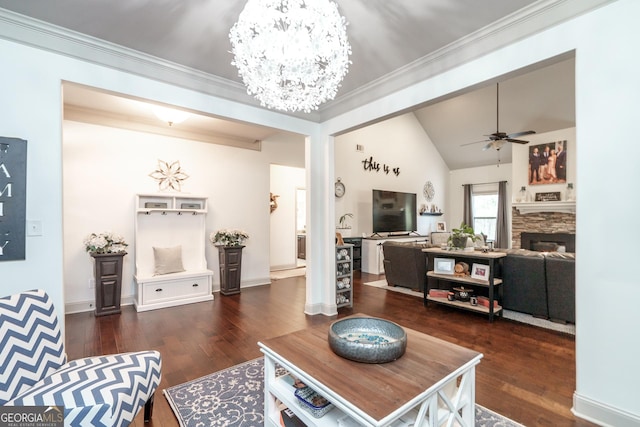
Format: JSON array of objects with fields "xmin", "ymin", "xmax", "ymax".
[{"xmin": 153, "ymin": 245, "xmax": 185, "ymax": 275}]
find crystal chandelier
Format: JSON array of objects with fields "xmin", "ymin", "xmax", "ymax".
[{"xmin": 229, "ymin": 0, "xmax": 351, "ymax": 113}]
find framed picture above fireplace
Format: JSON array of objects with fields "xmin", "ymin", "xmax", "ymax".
[{"xmin": 528, "ymin": 140, "xmax": 567, "ymax": 185}]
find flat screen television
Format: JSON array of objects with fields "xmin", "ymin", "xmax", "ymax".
[{"xmin": 372, "ymin": 189, "xmax": 417, "ymax": 233}]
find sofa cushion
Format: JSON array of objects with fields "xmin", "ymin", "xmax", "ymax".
[
  {"xmin": 430, "ymin": 232, "xmax": 451, "ymax": 247},
  {"xmin": 545, "ymin": 252, "xmax": 576, "ymax": 323},
  {"xmin": 382, "ymin": 241, "xmax": 428, "ymax": 291},
  {"xmin": 502, "ymin": 250, "xmax": 548, "ymax": 317}
]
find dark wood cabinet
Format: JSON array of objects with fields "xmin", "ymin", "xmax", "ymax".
[
  {"xmin": 91, "ymin": 252, "xmax": 125, "ymax": 316},
  {"xmin": 218, "ymin": 246, "xmax": 244, "ymax": 295},
  {"xmin": 297, "ymin": 235, "xmax": 306, "ymax": 260}
]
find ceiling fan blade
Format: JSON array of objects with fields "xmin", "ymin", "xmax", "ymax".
[
  {"xmin": 506, "ymin": 130, "xmax": 536, "ymax": 139},
  {"xmin": 460, "ymin": 139, "xmax": 490, "ymax": 147},
  {"xmin": 506, "ymin": 139, "xmax": 529, "ymax": 144},
  {"xmin": 482, "ymin": 142, "xmax": 494, "ymax": 151}
]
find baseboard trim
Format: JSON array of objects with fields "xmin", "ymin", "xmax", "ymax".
[
  {"xmin": 573, "ymin": 392, "xmax": 640, "ymax": 427},
  {"xmin": 304, "ymin": 302, "xmax": 337, "ymax": 316},
  {"xmin": 65, "ymin": 295, "xmax": 135, "ymax": 314}
]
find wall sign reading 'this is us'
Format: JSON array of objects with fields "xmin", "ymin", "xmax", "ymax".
[
  {"xmin": 0, "ymin": 137, "xmax": 27, "ymax": 261},
  {"xmin": 362, "ymin": 156, "xmax": 400, "ymax": 176}
]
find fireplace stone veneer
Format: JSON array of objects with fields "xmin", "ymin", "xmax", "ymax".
[{"xmin": 511, "ymin": 208, "xmax": 576, "ymax": 249}]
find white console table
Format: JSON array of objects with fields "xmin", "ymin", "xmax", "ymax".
[
  {"xmin": 362, "ymin": 235, "xmax": 428, "ymax": 274},
  {"xmin": 259, "ymin": 313, "xmax": 482, "ymax": 427}
]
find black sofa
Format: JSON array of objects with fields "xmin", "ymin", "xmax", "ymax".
[
  {"xmin": 501, "ymin": 249, "xmax": 575, "ymax": 323},
  {"xmin": 382, "ymin": 241, "xmax": 430, "ymax": 292}
]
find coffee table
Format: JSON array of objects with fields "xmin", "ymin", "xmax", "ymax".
[{"xmin": 259, "ymin": 313, "xmax": 482, "ymax": 426}]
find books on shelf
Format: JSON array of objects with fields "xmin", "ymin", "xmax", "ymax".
[
  {"xmin": 477, "ymin": 296, "xmax": 500, "ymax": 309},
  {"xmin": 428, "ymin": 289, "xmax": 449, "ymax": 298}
]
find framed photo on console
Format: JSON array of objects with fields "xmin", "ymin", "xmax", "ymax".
[
  {"xmin": 436, "ymin": 221, "xmax": 447, "ymax": 232},
  {"xmin": 471, "ymin": 263, "xmax": 489, "ymax": 281},
  {"xmin": 434, "ymin": 258, "xmax": 455, "ymax": 275}
]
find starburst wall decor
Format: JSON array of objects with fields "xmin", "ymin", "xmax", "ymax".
[{"xmin": 148, "ymin": 159, "xmax": 189, "ymax": 192}]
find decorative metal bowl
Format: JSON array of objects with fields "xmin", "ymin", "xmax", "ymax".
[{"xmin": 328, "ymin": 317, "xmax": 407, "ymax": 363}]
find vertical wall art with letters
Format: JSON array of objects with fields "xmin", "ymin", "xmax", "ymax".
[{"xmin": 0, "ymin": 137, "xmax": 27, "ymax": 261}]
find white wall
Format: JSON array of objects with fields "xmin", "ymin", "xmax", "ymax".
[
  {"xmin": 448, "ymin": 127, "xmax": 576, "ymax": 247},
  {"xmin": 323, "ymin": 2, "xmax": 640, "ymax": 424},
  {"xmin": 62, "ymin": 120, "xmax": 305, "ymax": 309},
  {"xmin": 334, "ymin": 113, "xmax": 449, "ymax": 237},
  {"xmin": 448, "ymin": 164, "xmax": 512, "ymax": 237},
  {"xmin": 2, "ymin": 1, "xmax": 640, "ymax": 424},
  {"xmin": 512, "ymin": 128, "xmax": 577, "ymax": 201},
  {"xmin": 269, "ymin": 164, "xmax": 305, "ymax": 270}
]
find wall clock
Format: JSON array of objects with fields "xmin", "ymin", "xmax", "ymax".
[
  {"xmin": 335, "ymin": 178, "xmax": 345, "ymax": 198},
  {"xmin": 423, "ymin": 181, "xmax": 435, "ymax": 202}
]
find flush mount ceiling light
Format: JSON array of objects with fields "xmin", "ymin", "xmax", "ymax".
[
  {"xmin": 152, "ymin": 106, "xmax": 191, "ymax": 126},
  {"xmin": 229, "ymin": 0, "xmax": 351, "ymax": 113}
]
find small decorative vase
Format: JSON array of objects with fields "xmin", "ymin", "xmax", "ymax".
[
  {"xmin": 517, "ymin": 186, "xmax": 528, "ymax": 203},
  {"xmin": 566, "ymin": 183, "xmax": 575, "ymax": 201}
]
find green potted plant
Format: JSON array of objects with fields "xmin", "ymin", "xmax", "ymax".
[
  {"xmin": 336, "ymin": 213, "xmax": 353, "ymax": 237},
  {"xmin": 448, "ymin": 222, "xmax": 478, "ymax": 249}
]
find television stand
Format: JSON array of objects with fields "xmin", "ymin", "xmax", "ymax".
[
  {"xmin": 362, "ymin": 234, "xmax": 430, "ymax": 274},
  {"xmin": 388, "ymin": 232, "xmax": 410, "ymax": 236}
]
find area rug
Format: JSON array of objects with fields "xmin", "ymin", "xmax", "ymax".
[
  {"xmin": 363, "ymin": 279, "xmax": 423, "ymax": 298},
  {"xmin": 270, "ymin": 267, "xmax": 306, "ymax": 280},
  {"xmin": 364, "ymin": 279, "xmax": 575, "ymax": 335},
  {"xmin": 164, "ymin": 357, "xmax": 524, "ymax": 427}
]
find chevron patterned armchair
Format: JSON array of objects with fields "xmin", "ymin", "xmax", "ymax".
[{"xmin": 0, "ymin": 289, "xmax": 162, "ymax": 426}]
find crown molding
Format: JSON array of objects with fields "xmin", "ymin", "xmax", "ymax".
[
  {"xmin": 317, "ymin": 0, "xmax": 616, "ymax": 121},
  {"xmin": 0, "ymin": 0, "xmax": 614, "ymax": 124},
  {"xmin": 64, "ymin": 105, "xmax": 263, "ymax": 150}
]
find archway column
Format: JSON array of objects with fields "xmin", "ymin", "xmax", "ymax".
[{"xmin": 304, "ymin": 131, "xmax": 337, "ymax": 316}]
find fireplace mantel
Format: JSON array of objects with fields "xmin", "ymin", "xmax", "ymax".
[{"xmin": 512, "ymin": 201, "xmax": 576, "ymax": 214}]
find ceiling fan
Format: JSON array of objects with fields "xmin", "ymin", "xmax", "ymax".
[{"xmin": 461, "ymin": 83, "xmax": 536, "ymax": 152}]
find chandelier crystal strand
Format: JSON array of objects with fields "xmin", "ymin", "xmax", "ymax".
[{"xmin": 229, "ymin": 0, "xmax": 351, "ymax": 113}]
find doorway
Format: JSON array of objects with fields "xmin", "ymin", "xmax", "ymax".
[{"xmin": 295, "ymin": 188, "xmax": 306, "ymax": 267}]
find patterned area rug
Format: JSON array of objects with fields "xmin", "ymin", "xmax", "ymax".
[{"xmin": 164, "ymin": 357, "xmax": 525, "ymax": 427}]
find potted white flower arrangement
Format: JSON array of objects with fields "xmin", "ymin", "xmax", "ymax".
[
  {"xmin": 83, "ymin": 231, "xmax": 128, "ymax": 254},
  {"xmin": 209, "ymin": 229, "xmax": 249, "ymax": 247}
]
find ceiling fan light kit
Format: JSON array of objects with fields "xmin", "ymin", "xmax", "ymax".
[
  {"xmin": 229, "ymin": 0, "xmax": 352, "ymax": 113},
  {"xmin": 462, "ymin": 83, "xmax": 536, "ymax": 158}
]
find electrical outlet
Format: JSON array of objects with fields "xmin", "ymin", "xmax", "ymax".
[{"xmin": 89, "ymin": 278, "xmax": 95, "ymax": 289}]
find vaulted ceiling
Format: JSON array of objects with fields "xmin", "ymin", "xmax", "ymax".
[{"xmin": 0, "ymin": 0, "xmax": 593, "ymax": 168}]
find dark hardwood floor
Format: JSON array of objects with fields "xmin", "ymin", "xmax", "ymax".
[{"xmin": 65, "ymin": 272, "xmax": 595, "ymax": 427}]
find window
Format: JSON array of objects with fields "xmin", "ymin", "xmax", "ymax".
[{"xmin": 472, "ymin": 191, "xmax": 498, "ymax": 242}]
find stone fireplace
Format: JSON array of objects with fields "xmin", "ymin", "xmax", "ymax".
[{"xmin": 511, "ymin": 208, "xmax": 576, "ymax": 250}]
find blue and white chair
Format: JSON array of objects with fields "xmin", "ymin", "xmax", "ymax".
[{"xmin": 0, "ymin": 289, "xmax": 162, "ymax": 426}]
